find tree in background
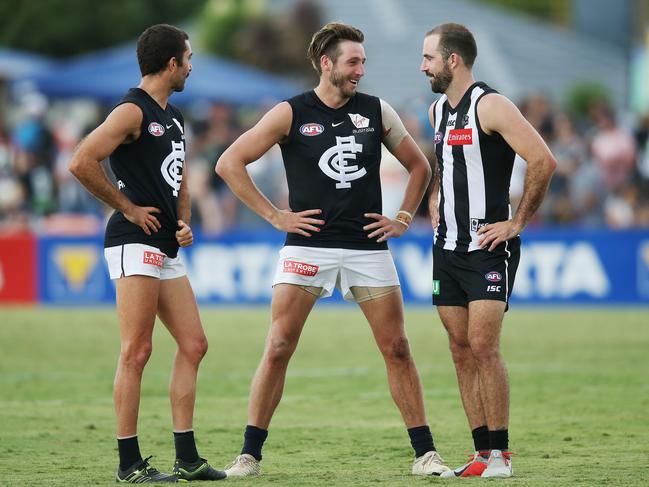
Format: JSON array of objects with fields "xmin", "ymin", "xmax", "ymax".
[
  {"xmin": 197, "ymin": 0, "xmax": 322, "ymax": 82},
  {"xmin": 0, "ymin": 0, "xmax": 205, "ymax": 57},
  {"xmin": 475, "ymin": 0, "xmax": 571, "ymax": 25}
]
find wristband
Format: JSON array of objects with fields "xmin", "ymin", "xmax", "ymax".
[{"xmin": 395, "ymin": 210, "xmax": 412, "ymax": 228}]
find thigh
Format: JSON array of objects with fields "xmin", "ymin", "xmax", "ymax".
[
  {"xmin": 273, "ymin": 246, "xmax": 340, "ymax": 299},
  {"xmin": 465, "ymin": 237, "xmax": 521, "ymax": 307},
  {"xmin": 437, "ymin": 305, "xmax": 470, "ymax": 344},
  {"xmin": 433, "ymin": 245, "xmax": 467, "ymax": 307},
  {"xmin": 115, "ymin": 275, "xmax": 161, "ymax": 341},
  {"xmin": 157, "ymin": 275, "xmax": 204, "ymax": 343},
  {"xmin": 358, "ymin": 288, "xmax": 406, "ymax": 344},
  {"xmin": 269, "ymin": 283, "xmax": 318, "ymax": 343}
]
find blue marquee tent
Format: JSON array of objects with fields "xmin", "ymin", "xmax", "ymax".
[
  {"xmin": 0, "ymin": 48, "xmax": 56, "ymax": 79},
  {"xmin": 14, "ymin": 44, "xmax": 300, "ymax": 105}
]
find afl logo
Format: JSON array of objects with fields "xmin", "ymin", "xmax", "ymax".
[
  {"xmin": 485, "ymin": 271, "xmax": 502, "ymax": 282},
  {"xmin": 148, "ymin": 122, "xmax": 165, "ymax": 137},
  {"xmin": 300, "ymin": 123, "xmax": 324, "ymax": 136},
  {"xmin": 434, "ymin": 131, "xmax": 443, "ymax": 144}
]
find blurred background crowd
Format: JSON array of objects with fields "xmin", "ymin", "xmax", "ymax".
[{"xmin": 1, "ymin": 0, "xmax": 648, "ymax": 236}]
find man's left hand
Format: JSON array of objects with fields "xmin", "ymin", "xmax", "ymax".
[
  {"xmin": 477, "ymin": 220, "xmax": 521, "ymax": 251},
  {"xmin": 363, "ymin": 213, "xmax": 407, "ymax": 243},
  {"xmin": 176, "ymin": 219, "xmax": 193, "ymax": 247}
]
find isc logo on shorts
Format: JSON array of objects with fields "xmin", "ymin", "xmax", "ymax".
[
  {"xmin": 283, "ymin": 260, "xmax": 318, "ymax": 277},
  {"xmin": 143, "ymin": 251, "xmax": 164, "ymax": 267}
]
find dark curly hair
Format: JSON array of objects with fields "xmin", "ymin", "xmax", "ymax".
[{"xmin": 136, "ymin": 24, "xmax": 189, "ymax": 76}]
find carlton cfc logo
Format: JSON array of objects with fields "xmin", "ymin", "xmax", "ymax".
[
  {"xmin": 300, "ymin": 123, "xmax": 324, "ymax": 136},
  {"xmin": 148, "ymin": 122, "xmax": 165, "ymax": 137}
]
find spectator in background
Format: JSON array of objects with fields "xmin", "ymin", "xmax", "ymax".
[
  {"xmin": 188, "ymin": 103, "xmax": 240, "ymax": 232},
  {"xmin": 589, "ymin": 102, "xmax": 637, "ymax": 191},
  {"xmin": 544, "ymin": 112, "xmax": 589, "ymax": 224},
  {"xmin": 0, "ymin": 116, "xmax": 26, "ymax": 229},
  {"xmin": 12, "ymin": 92, "xmax": 57, "ymax": 216}
]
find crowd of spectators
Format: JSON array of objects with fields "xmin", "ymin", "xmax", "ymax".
[{"xmin": 1, "ymin": 90, "xmax": 648, "ymax": 236}]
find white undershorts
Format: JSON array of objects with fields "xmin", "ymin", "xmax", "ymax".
[
  {"xmin": 272, "ymin": 246, "xmax": 400, "ymax": 302},
  {"xmin": 104, "ymin": 243, "xmax": 186, "ymax": 280}
]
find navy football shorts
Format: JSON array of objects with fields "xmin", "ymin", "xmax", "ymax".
[{"xmin": 432, "ymin": 237, "xmax": 521, "ymax": 309}]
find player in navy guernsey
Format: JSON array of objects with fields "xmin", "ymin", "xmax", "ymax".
[
  {"xmin": 69, "ymin": 24, "xmax": 224, "ymax": 483},
  {"xmin": 216, "ymin": 22, "xmax": 450, "ymax": 477},
  {"xmin": 420, "ymin": 23, "xmax": 556, "ymax": 478}
]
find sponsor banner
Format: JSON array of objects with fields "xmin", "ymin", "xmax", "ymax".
[
  {"xmin": 0, "ymin": 232, "xmax": 37, "ymax": 303},
  {"xmin": 39, "ymin": 236, "xmax": 114, "ymax": 304},
  {"xmin": 34, "ymin": 229, "xmax": 649, "ymax": 305}
]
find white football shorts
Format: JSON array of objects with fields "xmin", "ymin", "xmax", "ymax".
[
  {"xmin": 272, "ymin": 245, "xmax": 400, "ymax": 302},
  {"xmin": 104, "ymin": 243, "xmax": 186, "ymax": 280}
]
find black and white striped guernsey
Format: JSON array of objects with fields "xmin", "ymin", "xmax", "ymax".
[{"xmin": 433, "ymin": 82, "xmax": 516, "ymax": 252}]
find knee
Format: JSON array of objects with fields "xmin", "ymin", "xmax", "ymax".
[
  {"xmin": 468, "ymin": 337, "xmax": 499, "ymax": 364},
  {"xmin": 448, "ymin": 337, "xmax": 473, "ymax": 366},
  {"xmin": 120, "ymin": 340, "xmax": 153, "ymax": 372},
  {"xmin": 179, "ymin": 335, "xmax": 209, "ymax": 364},
  {"xmin": 264, "ymin": 336, "xmax": 297, "ymax": 367},
  {"xmin": 381, "ymin": 336, "xmax": 412, "ymax": 363}
]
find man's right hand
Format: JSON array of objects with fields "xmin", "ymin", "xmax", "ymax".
[
  {"xmin": 269, "ymin": 208, "xmax": 324, "ymax": 237},
  {"xmin": 123, "ymin": 205, "xmax": 162, "ymax": 235}
]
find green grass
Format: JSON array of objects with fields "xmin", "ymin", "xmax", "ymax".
[{"xmin": 1, "ymin": 306, "xmax": 648, "ymax": 486}]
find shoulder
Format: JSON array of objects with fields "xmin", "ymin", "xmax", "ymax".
[
  {"xmin": 254, "ymin": 101, "xmax": 293, "ymax": 139},
  {"xmin": 476, "ymin": 93, "xmax": 521, "ymax": 134},
  {"xmin": 107, "ymin": 102, "xmax": 143, "ymax": 127}
]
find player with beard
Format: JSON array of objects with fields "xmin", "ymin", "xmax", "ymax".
[
  {"xmin": 216, "ymin": 22, "xmax": 450, "ymax": 477},
  {"xmin": 420, "ymin": 23, "xmax": 556, "ymax": 478},
  {"xmin": 69, "ymin": 24, "xmax": 225, "ymax": 483}
]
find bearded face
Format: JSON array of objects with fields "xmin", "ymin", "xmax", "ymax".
[
  {"xmin": 329, "ymin": 63, "xmax": 358, "ymax": 98},
  {"xmin": 429, "ymin": 59, "xmax": 453, "ymax": 94}
]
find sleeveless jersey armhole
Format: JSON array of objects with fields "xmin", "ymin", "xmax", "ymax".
[
  {"xmin": 280, "ymin": 100, "xmax": 297, "ymax": 146},
  {"xmin": 111, "ymin": 99, "xmax": 146, "ymax": 144}
]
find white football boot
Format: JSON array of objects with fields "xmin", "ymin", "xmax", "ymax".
[
  {"xmin": 224, "ymin": 454, "xmax": 261, "ymax": 477},
  {"xmin": 412, "ymin": 450, "xmax": 451, "ymax": 475},
  {"xmin": 481, "ymin": 449, "xmax": 513, "ymax": 478}
]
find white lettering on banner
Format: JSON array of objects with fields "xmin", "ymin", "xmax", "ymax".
[
  {"xmin": 513, "ymin": 242, "xmax": 609, "ymax": 298},
  {"xmin": 0, "ymin": 261, "xmax": 4, "ymax": 292},
  {"xmin": 187, "ymin": 246, "xmax": 238, "ymax": 299},
  {"xmin": 394, "ymin": 244, "xmax": 433, "ymax": 299},
  {"xmin": 235, "ymin": 245, "xmax": 278, "ymax": 298},
  {"xmin": 186, "ymin": 244, "xmax": 279, "ymax": 300}
]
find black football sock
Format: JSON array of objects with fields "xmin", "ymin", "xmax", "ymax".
[
  {"xmin": 118, "ymin": 435, "xmax": 143, "ymax": 471},
  {"xmin": 489, "ymin": 428, "xmax": 509, "ymax": 451},
  {"xmin": 241, "ymin": 425, "xmax": 268, "ymax": 461},
  {"xmin": 471, "ymin": 425, "xmax": 490, "ymax": 454},
  {"xmin": 408, "ymin": 425, "xmax": 436, "ymax": 458},
  {"xmin": 174, "ymin": 430, "xmax": 200, "ymax": 463}
]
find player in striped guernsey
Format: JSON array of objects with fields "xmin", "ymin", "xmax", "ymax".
[{"xmin": 420, "ymin": 23, "xmax": 556, "ymax": 478}]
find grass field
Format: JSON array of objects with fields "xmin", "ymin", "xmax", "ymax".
[{"xmin": 1, "ymin": 306, "xmax": 647, "ymax": 486}]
